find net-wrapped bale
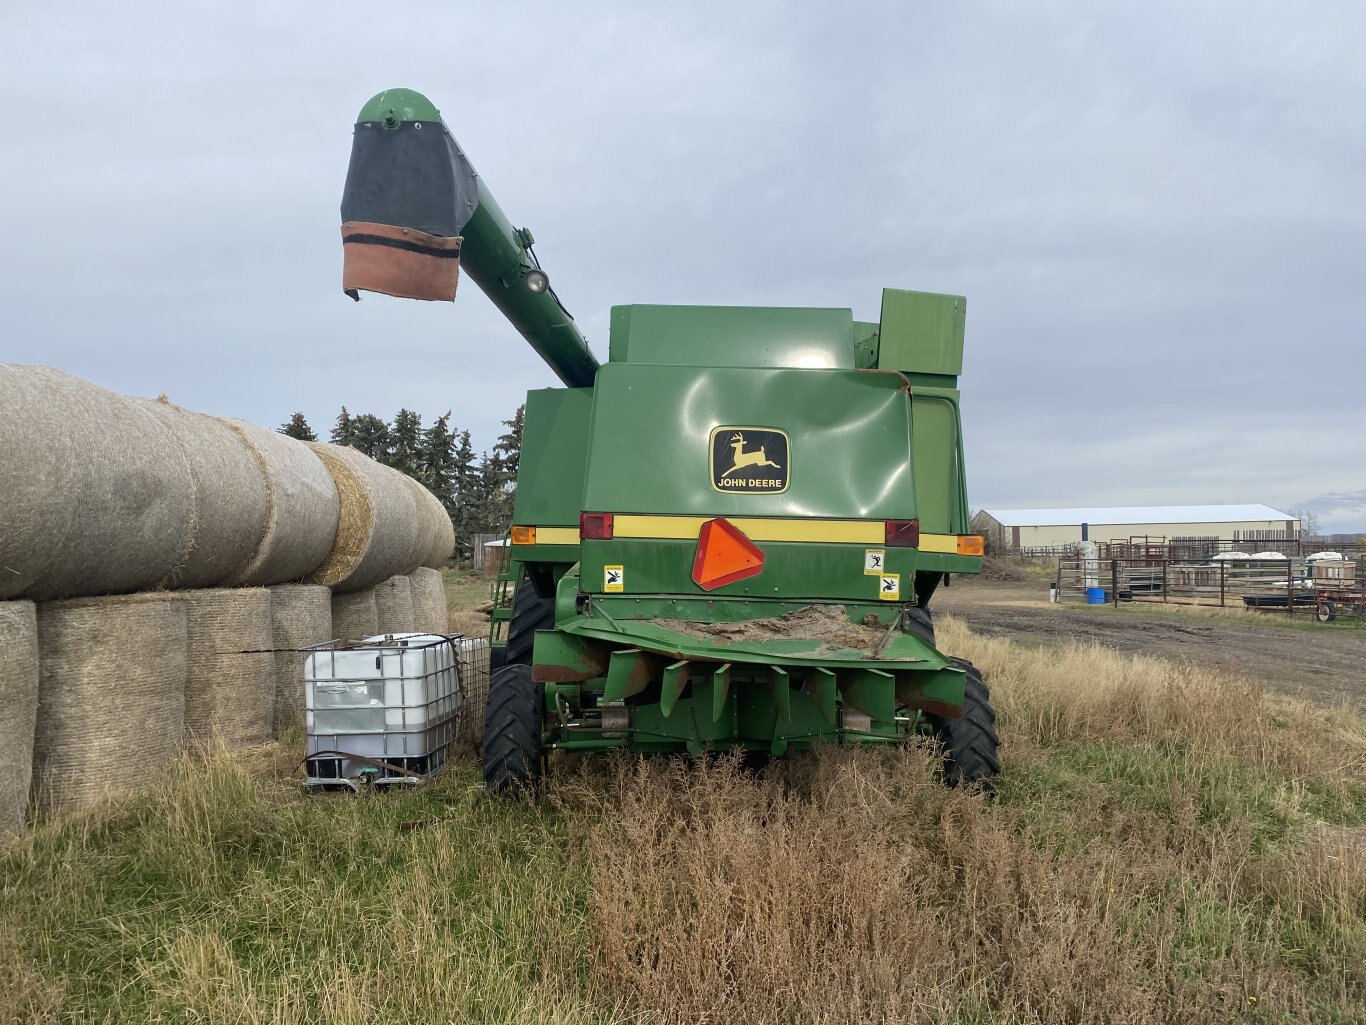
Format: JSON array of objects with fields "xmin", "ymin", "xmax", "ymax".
[
  {"xmin": 400, "ymin": 475, "xmax": 455, "ymax": 571},
  {"xmin": 135, "ymin": 399, "xmax": 270, "ymax": 589},
  {"xmin": 0, "ymin": 602, "xmax": 39, "ymax": 840},
  {"xmin": 374, "ymin": 575, "xmax": 415, "ymax": 634},
  {"xmin": 176, "ymin": 588, "xmax": 275, "ymax": 750},
  {"xmin": 307, "ymin": 443, "xmax": 420, "ymax": 592},
  {"xmin": 0, "ymin": 365, "xmax": 194, "ymax": 601},
  {"xmin": 409, "ymin": 568, "xmax": 450, "ymax": 634},
  {"xmin": 32, "ymin": 596, "xmax": 187, "ymax": 814},
  {"xmin": 224, "ymin": 420, "xmax": 340, "ymax": 587},
  {"xmin": 332, "ymin": 589, "xmax": 379, "ymax": 641},
  {"xmin": 268, "ymin": 584, "xmax": 332, "ymax": 737}
]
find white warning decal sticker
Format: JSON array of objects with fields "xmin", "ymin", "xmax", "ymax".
[
  {"xmin": 604, "ymin": 565, "xmax": 625, "ymax": 593},
  {"xmin": 864, "ymin": 549, "xmax": 886, "ymax": 575},
  {"xmin": 878, "ymin": 573, "xmax": 900, "ymax": 601}
]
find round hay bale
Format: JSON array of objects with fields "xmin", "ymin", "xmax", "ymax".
[
  {"xmin": 176, "ymin": 588, "xmax": 275, "ymax": 750},
  {"xmin": 267, "ymin": 584, "xmax": 332, "ymax": 737},
  {"xmin": 0, "ymin": 602, "xmax": 39, "ymax": 840},
  {"xmin": 135, "ymin": 399, "xmax": 270, "ymax": 589},
  {"xmin": 224, "ymin": 420, "xmax": 340, "ymax": 587},
  {"xmin": 0, "ymin": 365, "xmax": 194, "ymax": 601},
  {"xmin": 374, "ymin": 575, "xmax": 415, "ymax": 635},
  {"xmin": 332, "ymin": 589, "xmax": 378, "ymax": 641},
  {"xmin": 32, "ymin": 595, "xmax": 187, "ymax": 814},
  {"xmin": 408, "ymin": 568, "xmax": 450, "ymax": 634},
  {"xmin": 306, "ymin": 444, "xmax": 420, "ymax": 592},
  {"xmin": 399, "ymin": 476, "xmax": 455, "ymax": 572}
]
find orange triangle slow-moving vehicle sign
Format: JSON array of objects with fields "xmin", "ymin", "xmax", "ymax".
[{"xmin": 692, "ymin": 517, "xmax": 765, "ymax": 591}]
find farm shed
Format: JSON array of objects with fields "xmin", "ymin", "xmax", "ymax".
[{"xmin": 971, "ymin": 505, "xmax": 1298, "ymax": 550}]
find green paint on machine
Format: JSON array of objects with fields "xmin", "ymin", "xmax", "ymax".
[{"xmin": 340, "ymin": 88, "xmax": 998, "ymax": 791}]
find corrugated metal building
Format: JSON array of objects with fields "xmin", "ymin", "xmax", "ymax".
[{"xmin": 970, "ymin": 504, "xmax": 1298, "ymax": 550}]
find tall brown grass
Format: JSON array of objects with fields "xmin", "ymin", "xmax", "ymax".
[{"xmin": 1, "ymin": 617, "xmax": 1362, "ymax": 1024}]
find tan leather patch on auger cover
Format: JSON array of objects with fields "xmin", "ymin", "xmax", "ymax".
[{"xmin": 341, "ymin": 221, "xmax": 462, "ymax": 302}]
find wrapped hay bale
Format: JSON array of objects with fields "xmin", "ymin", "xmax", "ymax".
[
  {"xmin": 224, "ymin": 420, "xmax": 340, "ymax": 587},
  {"xmin": 176, "ymin": 588, "xmax": 275, "ymax": 750},
  {"xmin": 32, "ymin": 596, "xmax": 187, "ymax": 814},
  {"xmin": 400, "ymin": 475, "xmax": 455, "ymax": 572},
  {"xmin": 408, "ymin": 567, "xmax": 450, "ymax": 634},
  {"xmin": 0, "ymin": 365, "xmax": 194, "ymax": 601},
  {"xmin": 268, "ymin": 584, "xmax": 332, "ymax": 737},
  {"xmin": 332, "ymin": 588, "xmax": 379, "ymax": 640},
  {"xmin": 0, "ymin": 602, "xmax": 39, "ymax": 840},
  {"xmin": 374, "ymin": 575, "xmax": 415, "ymax": 634},
  {"xmin": 135, "ymin": 399, "xmax": 270, "ymax": 589},
  {"xmin": 307, "ymin": 443, "xmax": 420, "ymax": 592}
]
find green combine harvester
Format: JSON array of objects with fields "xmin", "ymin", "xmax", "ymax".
[{"xmin": 340, "ymin": 88, "xmax": 999, "ymax": 793}]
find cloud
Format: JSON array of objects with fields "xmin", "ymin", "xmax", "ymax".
[{"xmin": 2, "ymin": 2, "xmax": 1363, "ymax": 527}]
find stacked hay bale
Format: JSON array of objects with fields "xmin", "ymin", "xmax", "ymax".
[
  {"xmin": 0, "ymin": 366, "xmax": 194, "ymax": 600},
  {"xmin": 307, "ymin": 443, "xmax": 421, "ymax": 591},
  {"xmin": 409, "ymin": 567, "xmax": 450, "ymax": 634},
  {"xmin": 332, "ymin": 589, "xmax": 379, "ymax": 640},
  {"xmin": 174, "ymin": 589, "xmax": 276, "ymax": 750},
  {"xmin": 0, "ymin": 363, "xmax": 477, "ymax": 833},
  {"xmin": 31, "ymin": 597, "xmax": 187, "ymax": 814},
  {"xmin": 374, "ymin": 575, "xmax": 415, "ymax": 634},
  {"xmin": 400, "ymin": 476, "xmax": 456, "ymax": 572},
  {"xmin": 226, "ymin": 421, "xmax": 340, "ymax": 586},
  {"xmin": 0, "ymin": 602, "xmax": 39, "ymax": 840},
  {"xmin": 136, "ymin": 399, "xmax": 271, "ymax": 589},
  {"xmin": 268, "ymin": 585, "xmax": 332, "ymax": 737}
]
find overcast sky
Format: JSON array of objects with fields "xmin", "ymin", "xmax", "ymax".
[{"xmin": 4, "ymin": 2, "xmax": 1364, "ymax": 531}]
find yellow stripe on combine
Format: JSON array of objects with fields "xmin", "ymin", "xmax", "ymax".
[
  {"xmin": 918, "ymin": 533, "xmax": 958, "ymax": 554},
  {"xmin": 513, "ymin": 518, "xmax": 981, "ymax": 552},
  {"xmin": 614, "ymin": 515, "xmax": 882, "ymax": 544},
  {"xmin": 510, "ymin": 526, "xmax": 581, "ymax": 545}
]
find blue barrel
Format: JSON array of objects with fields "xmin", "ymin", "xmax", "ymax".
[{"xmin": 1085, "ymin": 586, "xmax": 1105, "ymax": 604}]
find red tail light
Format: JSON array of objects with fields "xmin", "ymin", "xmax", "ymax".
[
  {"xmin": 580, "ymin": 512, "xmax": 614, "ymax": 540},
  {"xmin": 885, "ymin": 519, "xmax": 920, "ymax": 548}
]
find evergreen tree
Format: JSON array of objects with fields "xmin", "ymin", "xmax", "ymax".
[
  {"xmin": 329, "ymin": 406, "xmax": 355, "ymax": 447},
  {"xmin": 347, "ymin": 413, "xmax": 391, "ymax": 461},
  {"xmin": 420, "ymin": 412, "xmax": 458, "ymax": 512},
  {"xmin": 475, "ymin": 452, "xmax": 509, "ymax": 533},
  {"xmin": 278, "ymin": 412, "xmax": 317, "ymax": 441},
  {"xmin": 493, "ymin": 404, "xmax": 525, "ymax": 480},
  {"xmin": 389, "ymin": 408, "xmax": 424, "ymax": 476}
]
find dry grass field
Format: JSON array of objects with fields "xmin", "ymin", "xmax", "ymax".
[{"xmin": 2, "ymin": 587, "xmax": 1363, "ymax": 1024}]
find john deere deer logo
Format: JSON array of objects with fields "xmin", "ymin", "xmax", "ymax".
[
  {"xmin": 710, "ymin": 427, "xmax": 789, "ymax": 494},
  {"xmin": 722, "ymin": 433, "xmax": 781, "ymax": 477}
]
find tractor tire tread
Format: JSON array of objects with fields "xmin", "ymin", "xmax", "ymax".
[
  {"xmin": 931, "ymin": 657, "xmax": 1000, "ymax": 791},
  {"xmin": 482, "ymin": 665, "xmax": 543, "ymax": 794},
  {"xmin": 505, "ymin": 575, "xmax": 555, "ymax": 666}
]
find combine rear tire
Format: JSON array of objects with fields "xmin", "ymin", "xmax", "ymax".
[
  {"xmin": 904, "ymin": 606, "xmax": 934, "ymax": 645},
  {"xmin": 505, "ymin": 575, "xmax": 555, "ymax": 666},
  {"xmin": 482, "ymin": 664, "xmax": 544, "ymax": 794},
  {"xmin": 926, "ymin": 658, "xmax": 999, "ymax": 791}
]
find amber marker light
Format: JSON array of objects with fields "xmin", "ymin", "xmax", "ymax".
[
  {"xmin": 957, "ymin": 535, "xmax": 985, "ymax": 556},
  {"xmin": 510, "ymin": 526, "xmax": 537, "ymax": 545}
]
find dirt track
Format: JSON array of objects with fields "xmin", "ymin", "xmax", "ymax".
[{"xmin": 934, "ymin": 577, "xmax": 1366, "ymax": 711}]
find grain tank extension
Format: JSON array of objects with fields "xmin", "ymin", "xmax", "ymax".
[{"xmin": 340, "ymin": 88, "xmax": 999, "ymax": 792}]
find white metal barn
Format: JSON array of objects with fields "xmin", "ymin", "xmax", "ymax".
[{"xmin": 970, "ymin": 505, "xmax": 1299, "ymax": 550}]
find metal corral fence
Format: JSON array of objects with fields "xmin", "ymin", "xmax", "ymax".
[
  {"xmin": 1022, "ymin": 538, "xmax": 1366, "ymax": 560},
  {"xmin": 1057, "ymin": 556, "xmax": 1366, "ymax": 621}
]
